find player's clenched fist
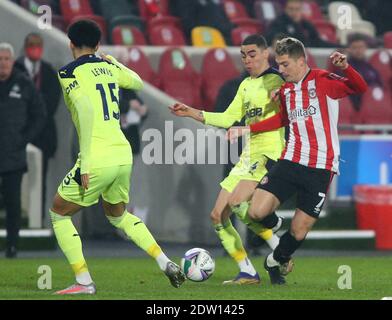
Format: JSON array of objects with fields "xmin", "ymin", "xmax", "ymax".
[
  {"xmin": 330, "ymin": 51, "xmax": 348, "ymax": 70},
  {"xmin": 169, "ymin": 102, "xmax": 190, "ymax": 117}
]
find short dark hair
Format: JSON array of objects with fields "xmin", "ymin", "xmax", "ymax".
[
  {"xmin": 347, "ymin": 33, "xmax": 369, "ymax": 46},
  {"xmin": 275, "ymin": 37, "xmax": 306, "ymax": 59},
  {"xmin": 241, "ymin": 34, "xmax": 268, "ymax": 49},
  {"xmin": 67, "ymin": 19, "xmax": 101, "ymax": 48},
  {"xmin": 24, "ymin": 33, "xmax": 43, "ymax": 47}
]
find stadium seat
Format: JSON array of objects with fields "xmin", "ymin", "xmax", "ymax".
[
  {"xmin": 109, "ymin": 14, "xmax": 145, "ymax": 35},
  {"xmin": 138, "ymin": 0, "xmax": 170, "ymax": 21},
  {"xmin": 201, "ymin": 48, "xmax": 240, "ymax": 111},
  {"xmin": 358, "ymin": 86, "xmax": 392, "ymax": 124},
  {"xmin": 69, "ymin": 15, "xmax": 108, "ymax": 43},
  {"xmin": 384, "ymin": 31, "xmax": 392, "ymax": 49},
  {"xmin": 222, "ymin": 0, "xmax": 249, "ymax": 22},
  {"xmin": 368, "ymin": 50, "xmax": 392, "ymax": 91},
  {"xmin": 111, "ymin": 25, "xmax": 147, "ymax": 46},
  {"xmin": 253, "ymin": 0, "xmax": 283, "ymax": 29},
  {"xmin": 302, "ymin": 0, "xmax": 324, "ymax": 22},
  {"xmin": 122, "ymin": 47, "xmax": 160, "ymax": 87},
  {"xmin": 98, "ymin": 0, "xmax": 139, "ymax": 23},
  {"xmin": 191, "ymin": 26, "xmax": 226, "ymax": 48},
  {"xmin": 338, "ymin": 97, "xmax": 358, "ymax": 134},
  {"xmin": 328, "ymin": 1, "xmax": 362, "ymax": 24},
  {"xmin": 312, "ymin": 20, "xmax": 338, "ymax": 43},
  {"xmin": 147, "ymin": 15, "xmax": 183, "ymax": 37},
  {"xmin": 149, "ymin": 24, "xmax": 187, "ymax": 46},
  {"xmin": 231, "ymin": 26, "xmax": 260, "ymax": 46},
  {"xmin": 158, "ymin": 47, "xmax": 202, "ymax": 107},
  {"xmin": 59, "ymin": 0, "xmax": 94, "ymax": 24},
  {"xmin": 328, "ymin": 2, "xmax": 376, "ymax": 45}
]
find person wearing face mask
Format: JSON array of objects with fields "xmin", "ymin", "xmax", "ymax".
[
  {"xmin": 0, "ymin": 42, "xmax": 46, "ymax": 258},
  {"xmin": 15, "ymin": 33, "xmax": 61, "ymax": 225}
]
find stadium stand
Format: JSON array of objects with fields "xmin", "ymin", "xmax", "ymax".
[
  {"xmin": 121, "ymin": 47, "xmax": 160, "ymax": 87},
  {"xmin": 158, "ymin": 47, "xmax": 202, "ymax": 107},
  {"xmin": 368, "ymin": 50, "xmax": 392, "ymax": 91},
  {"xmin": 138, "ymin": 0, "xmax": 170, "ymax": 21},
  {"xmin": 312, "ymin": 20, "xmax": 338, "ymax": 43},
  {"xmin": 384, "ymin": 31, "xmax": 392, "ymax": 49},
  {"xmin": 302, "ymin": 0, "xmax": 325, "ymax": 22},
  {"xmin": 59, "ymin": 0, "xmax": 94, "ymax": 24},
  {"xmin": 191, "ymin": 26, "xmax": 227, "ymax": 48},
  {"xmin": 358, "ymin": 86, "xmax": 392, "ymax": 124},
  {"xmin": 200, "ymin": 48, "xmax": 239, "ymax": 111},
  {"xmin": 149, "ymin": 23, "xmax": 187, "ymax": 46},
  {"xmin": 111, "ymin": 25, "xmax": 147, "ymax": 46},
  {"xmin": 222, "ymin": 0, "xmax": 250, "ymax": 22},
  {"xmin": 253, "ymin": 0, "xmax": 283, "ymax": 29}
]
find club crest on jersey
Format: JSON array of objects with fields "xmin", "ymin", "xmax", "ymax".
[
  {"xmin": 308, "ymin": 88, "xmax": 317, "ymax": 99},
  {"xmin": 260, "ymin": 176, "xmax": 268, "ymax": 185},
  {"xmin": 248, "ymin": 161, "xmax": 259, "ymax": 175}
]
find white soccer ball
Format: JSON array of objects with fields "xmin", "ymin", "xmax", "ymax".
[{"xmin": 180, "ymin": 248, "xmax": 215, "ymax": 282}]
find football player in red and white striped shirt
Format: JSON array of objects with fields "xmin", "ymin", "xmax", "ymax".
[{"xmin": 227, "ymin": 37, "xmax": 367, "ymax": 285}]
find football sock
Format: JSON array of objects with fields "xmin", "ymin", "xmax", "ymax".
[
  {"xmin": 273, "ymin": 231, "xmax": 304, "ymax": 265},
  {"xmin": 231, "ymin": 202, "xmax": 279, "ymax": 249},
  {"xmin": 50, "ymin": 210, "xmax": 92, "ymax": 285},
  {"xmin": 260, "ymin": 212, "xmax": 279, "ymax": 229},
  {"xmin": 214, "ymin": 220, "xmax": 257, "ymax": 276},
  {"xmin": 107, "ymin": 211, "xmax": 169, "ymax": 271}
]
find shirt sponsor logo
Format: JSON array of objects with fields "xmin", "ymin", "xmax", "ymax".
[
  {"xmin": 288, "ymin": 105, "xmax": 317, "ymax": 122},
  {"xmin": 65, "ymin": 80, "xmax": 79, "ymax": 94}
]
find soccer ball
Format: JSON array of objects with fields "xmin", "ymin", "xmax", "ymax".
[{"xmin": 180, "ymin": 248, "xmax": 215, "ymax": 282}]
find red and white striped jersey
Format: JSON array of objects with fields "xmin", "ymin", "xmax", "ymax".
[{"xmin": 279, "ymin": 67, "xmax": 366, "ymax": 172}]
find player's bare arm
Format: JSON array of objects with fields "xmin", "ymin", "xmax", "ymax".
[{"xmin": 169, "ymin": 102, "xmax": 205, "ymax": 123}]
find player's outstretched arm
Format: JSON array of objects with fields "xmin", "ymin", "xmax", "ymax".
[
  {"xmin": 328, "ymin": 51, "xmax": 368, "ymax": 95},
  {"xmin": 169, "ymin": 103, "xmax": 205, "ymax": 123}
]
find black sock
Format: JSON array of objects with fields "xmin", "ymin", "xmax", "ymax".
[
  {"xmin": 273, "ymin": 231, "xmax": 304, "ymax": 264},
  {"xmin": 260, "ymin": 212, "xmax": 279, "ymax": 229}
]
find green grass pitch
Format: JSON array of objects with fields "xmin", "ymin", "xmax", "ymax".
[{"xmin": 1, "ymin": 256, "xmax": 391, "ymax": 300}]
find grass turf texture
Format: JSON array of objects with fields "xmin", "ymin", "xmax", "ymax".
[{"xmin": 0, "ymin": 256, "xmax": 391, "ymax": 300}]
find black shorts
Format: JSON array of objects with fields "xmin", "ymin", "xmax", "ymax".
[{"xmin": 257, "ymin": 159, "xmax": 334, "ymax": 218}]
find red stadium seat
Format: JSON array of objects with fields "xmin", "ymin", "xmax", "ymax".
[
  {"xmin": 149, "ymin": 25, "xmax": 187, "ymax": 46},
  {"xmin": 231, "ymin": 26, "xmax": 260, "ymax": 46},
  {"xmin": 138, "ymin": 0, "xmax": 170, "ymax": 21},
  {"xmin": 60, "ymin": 0, "xmax": 94, "ymax": 23},
  {"xmin": 368, "ymin": 49, "xmax": 392, "ymax": 91},
  {"xmin": 158, "ymin": 48, "xmax": 202, "ymax": 108},
  {"xmin": 111, "ymin": 26, "xmax": 147, "ymax": 46},
  {"xmin": 312, "ymin": 20, "xmax": 337, "ymax": 43},
  {"xmin": 201, "ymin": 48, "xmax": 239, "ymax": 111},
  {"xmin": 122, "ymin": 47, "xmax": 160, "ymax": 87},
  {"xmin": 69, "ymin": 15, "xmax": 108, "ymax": 43},
  {"xmin": 302, "ymin": 0, "xmax": 324, "ymax": 22},
  {"xmin": 359, "ymin": 86, "xmax": 392, "ymax": 124},
  {"xmin": 222, "ymin": 0, "xmax": 249, "ymax": 22},
  {"xmin": 384, "ymin": 31, "xmax": 392, "ymax": 49},
  {"xmin": 147, "ymin": 15, "xmax": 183, "ymax": 36},
  {"xmin": 51, "ymin": 14, "xmax": 67, "ymax": 31}
]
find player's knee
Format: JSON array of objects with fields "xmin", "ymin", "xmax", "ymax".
[
  {"xmin": 227, "ymin": 195, "xmax": 242, "ymax": 209},
  {"xmin": 289, "ymin": 227, "xmax": 308, "ymax": 241},
  {"xmin": 210, "ymin": 208, "xmax": 222, "ymax": 225}
]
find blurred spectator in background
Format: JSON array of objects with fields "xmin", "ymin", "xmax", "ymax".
[
  {"xmin": 171, "ymin": 0, "xmax": 232, "ymax": 45},
  {"xmin": 15, "ymin": 33, "xmax": 61, "ymax": 223},
  {"xmin": 331, "ymin": 33, "xmax": 383, "ymax": 110},
  {"xmin": 0, "ymin": 42, "xmax": 46, "ymax": 258},
  {"xmin": 266, "ymin": 0, "xmax": 338, "ymax": 48},
  {"xmin": 119, "ymin": 89, "xmax": 149, "ymax": 155}
]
